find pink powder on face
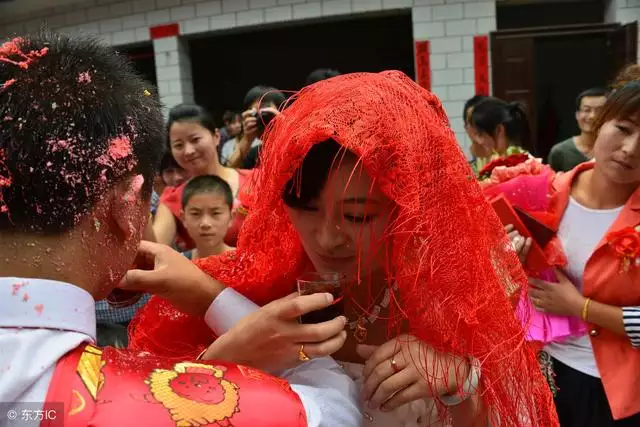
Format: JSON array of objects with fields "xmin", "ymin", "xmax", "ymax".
[
  {"xmin": 34, "ymin": 304, "xmax": 44, "ymax": 315},
  {"xmin": 77, "ymin": 71, "xmax": 91, "ymax": 84}
]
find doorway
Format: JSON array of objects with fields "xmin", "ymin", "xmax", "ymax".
[
  {"xmin": 188, "ymin": 12, "xmax": 414, "ymax": 123},
  {"xmin": 491, "ymin": 23, "xmax": 637, "ymax": 159}
]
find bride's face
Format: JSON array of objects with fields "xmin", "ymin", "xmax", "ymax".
[{"xmin": 285, "ymin": 154, "xmax": 393, "ymax": 281}]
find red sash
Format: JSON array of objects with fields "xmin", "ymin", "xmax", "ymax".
[{"xmin": 41, "ymin": 344, "xmax": 307, "ymax": 427}]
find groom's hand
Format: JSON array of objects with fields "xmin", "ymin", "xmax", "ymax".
[{"xmin": 119, "ymin": 240, "xmax": 224, "ymax": 315}]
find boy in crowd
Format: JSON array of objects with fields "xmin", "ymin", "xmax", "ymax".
[{"xmin": 181, "ymin": 175, "xmax": 234, "ymax": 260}]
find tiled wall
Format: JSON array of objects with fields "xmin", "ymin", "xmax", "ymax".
[
  {"xmin": 607, "ymin": 0, "xmax": 640, "ymax": 63},
  {"xmin": 0, "ymin": 0, "xmax": 498, "ymax": 155}
]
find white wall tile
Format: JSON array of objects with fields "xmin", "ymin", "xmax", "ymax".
[
  {"xmin": 476, "ymin": 16, "xmax": 496, "ymax": 33},
  {"xmin": 112, "ymin": 29, "xmax": 135, "ymax": 45},
  {"xmin": 432, "ymin": 69, "xmax": 463, "ymax": 85},
  {"xmin": 414, "ymin": 0, "xmax": 444, "ymax": 4},
  {"xmin": 132, "ymin": 0, "xmax": 156, "ymax": 13},
  {"xmin": 109, "ymin": 2, "xmax": 133, "ymax": 17},
  {"xmin": 24, "ymin": 20, "xmax": 43, "ymax": 33},
  {"xmin": 251, "ymin": 0, "xmax": 277, "ymax": 7},
  {"xmin": 237, "ymin": 9, "xmax": 265, "ymax": 26},
  {"xmin": 431, "ymin": 85, "xmax": 449, "ymax": 101},
  {"xmin": 450, "ymin": 116, "xmax": 465, "ymax": 133},
  {"xmin": 171, "ymin": 5, "xmax": 196, "ymax": 21},
  {"xmin": 462, "ymin": 35, "xmax": 474, "ymax": 51},
  {"xmin": 65, "ymin": 10, "xmax": 87, "ymax": 26},
  {"xmin": 432, "ymin": 4, "xmax": 462, "ymax": 20},
  {"xmin": 197, "ymin": 1, "xmax": 223, "ymax": 16},
  {"xmin": 383, "ymin": 0, "xmax": 413, "ymax": 9},
  {"xmin": 155, "ymin": 52, "xmax": 168, "ymax": 67},
  {"xmin": 412, "ymin": 6, "xmax": 432, "ymax": 22},
  {"xmin": 122, "ymin": 13, "xmax": 147, "ymax": 29},
  {"xmin": 223, "ymin": 0, "xmax": 249, "ymax": 13},
  {"xmin": 95, "ymin": 32, "xmax": 112, "ymax": 45},
  {"xmin": 87, "ymin": 5, "xmax": 110, "ymax": 21},
  {"xmin": 353, "ymin": 0, "xmax": 383, "ymax": 13},
  {"xmin": 446, "ymin": 19, "xmax": 477, "ymax": 36},
  {"xmin": 448, "ymin": 84, "xmax": 475, "ymax": 101},
  {"xmin": 153, "ymin": 36, "xmax": 179, "ymax": 52},
  {"xmin": 77, "ymin": 22, "xmax": 101, "ymax": 34},
  {"xmin": 278, "ymin": 0, "xmax": 306, "ymax": 4},
  {"xmin": 293, "ymin": 2, "xmax": 322, "ymax": 19},
  {"xmin": 157, "ymin": 65, "xmax": 181, "ymax": 81},
  {"xmin": 413, "ymin": 22, "xmax": 445, "ymax": 39},
  {"xmin": 135, "ymin": 27, "xmax": 150, "ymax": 41},
  {"xmin": 156, "ymin": 0, "xmax": 181, "ymax": 8},
  {"xmin": 464, "ymin": 67, "xmax": 475, "ymax": 84},
  {"xmin": 430, "ymin": 36, "xmax": 462, "ymax": 53},
  {"xmin": 430, "ymin": 53, "xmax": 447, "ymax": 69},
  {"xmin": 147, "ymin": 9, "xmax": 172, "ymax": 26},
  {"xmin": 322, "ymin": 0, "xmax": 352, "ymax": 16},
  {"xmin": 5, "ymin": 23, "xmax": 25, "ymax": 35},
  {"xmin": 99, "ymin": 18, "xmax": 123, "ymax": 33},
  {"xmin": 183, "ymin": 16, "xmax": 210, "ymax": 33},
  {"xmin": 46, "ymin": 14, "xmax": 67, "ymax": 29},
  {"xmin": 210, "ymin": 13, "xmax": 237, "ymax": 29},
  {"xmin": 442, "ymin": 101, "xmax": 465, "ymax": 120},
  {"xmin": 446, "ymin": 51, "xmax": 473, "ymax": 68},
  {"xmin": 464, "ymin": 1, "xmax": 493, "ymax": 18},
  {"xmin": 158, "ymin": 81, "xmax": 170, "ymax": 95},
  {"xmin": 265, "ymin": 5, "xmax": 293, "ymax": 22}
]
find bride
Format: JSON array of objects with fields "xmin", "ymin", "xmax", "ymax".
[{"xmin": 129, "ymin": 71, "xmax": 556, "ymax": 426}]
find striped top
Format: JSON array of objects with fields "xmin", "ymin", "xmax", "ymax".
[{"xmin": 623, "ymin": 307, "xmax": 640, "ymax": 348}]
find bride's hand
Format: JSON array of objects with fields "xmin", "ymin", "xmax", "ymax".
[{"xmin": 357, "ymin": 335, "xmax": 470, "ymax": 411}]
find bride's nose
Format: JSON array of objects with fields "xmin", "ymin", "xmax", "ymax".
[{"xmin": 315, "ymin": 217, "xmax": 347, "ymax": 252}]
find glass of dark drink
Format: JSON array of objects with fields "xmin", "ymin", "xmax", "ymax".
[
  {"xmin": 297, "ymin": 272, "xmax": 345, "ymax": 324},
  {"xmin": 105, "ymin": 249, "xmax": 154, "ymax": 308}
]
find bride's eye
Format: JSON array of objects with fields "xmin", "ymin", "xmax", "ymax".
[{"xmin": 344, "ymin": 214, "xmax": 373, "ymax": 223}]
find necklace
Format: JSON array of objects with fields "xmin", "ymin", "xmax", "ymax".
[{"xmin": 348, "ymin": 282, "xmax": 399, "ymax": 343}]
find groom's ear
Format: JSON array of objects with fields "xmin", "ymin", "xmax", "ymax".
[{"xmin": 109, "ymin": 174, "xmax": 148, "ymax": 241}]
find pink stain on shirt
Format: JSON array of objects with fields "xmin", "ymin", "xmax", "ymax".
[
  {"xmin": 22, "ymin": 292, "xmax": 29, "ymax": 302},
  {"xmin": 34, "ymin": 304, "xmax": 44, "ymax": 315}
]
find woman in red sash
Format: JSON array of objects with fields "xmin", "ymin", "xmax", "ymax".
[{"xmin": 130, "ymin": 71, "xmax": 557, "ymax": 426}]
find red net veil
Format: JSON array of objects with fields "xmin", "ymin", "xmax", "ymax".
[{"xmin": 130, "ymin": 71, "xmax": 556, "ymax": 425}]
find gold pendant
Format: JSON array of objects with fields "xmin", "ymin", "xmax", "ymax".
[{"xmin": 354, "ymin": 316, "xmax": 368, "ymax": 343}]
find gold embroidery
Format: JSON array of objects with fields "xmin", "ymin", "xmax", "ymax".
[
  {"xmin": 146, "ymin": 362, "xmax": 239, "ymax": 427},
  {"xmin": 68, "ymin": 389, "xmax": 86, "ymax": 416},
  {"xmin": 76, "ymin": 345, "xmax": 105, "ymax": 400}
]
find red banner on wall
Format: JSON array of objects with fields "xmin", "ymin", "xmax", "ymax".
[
  {"xmin": 415, "ymin": 41, "xmax": 431, "ymax": 91},
  {"xmin": 150, "ymin": 23, "xmax": 180, "ymax": 39},
  {"xmin": 473, "ymin": 35, "xmax": 489, "ymax": 96}
]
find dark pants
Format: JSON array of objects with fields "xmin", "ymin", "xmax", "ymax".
[
  {"xmin": 96, "ymin": 323, "xmax": 129, "ymax": 349},
  {"xmin": 552, "ymin": 358, "xmax": 640, "ymax": 427}
]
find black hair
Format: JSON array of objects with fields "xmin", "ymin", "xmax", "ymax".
[
  {"xmin": 576, "ymin": 87, "xmax": 609, "ymax": 111},
  {"xmin": 283, "ymin": 139, "xmax": 342, "ymax": 209},
  {"xmin": 243, "ymin": 85, "xmax": 286, "ymax": 111},
  {"xmin": 222, "ymin": 110, "xmax": 240, "ymax": 125},
  {"xmin": 305, "ymin": 68, "xmax": 341, "ymax": 86},
  {"xmin": 0, "ymin": 31, "xmax": 164, "ymax": 233},
  {"xmin": 181, "ymin": 175, "xmax": 233, "ymax": 210},
  {"xmin": 463, "ymin": 95, "xmax": 491, "ymax": 123},
  {"xmin": 166, "ymin": 104, "xmax": 217, "ymax": 147},
  {"xmin": 158, "ymin": 150, "xmax": 182, "ymax": 174},
  {"xmin": 470, "ymin": 98, "xmax": 531, "ymax": 147}
]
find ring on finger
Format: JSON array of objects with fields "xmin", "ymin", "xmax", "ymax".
[
  {"xmin": 298, "ymin": 344, "xmax": 311, "ymax": 362},
  {"xmin": 390, "ymin": 357, "xmax": 401, "ymax": 374}
]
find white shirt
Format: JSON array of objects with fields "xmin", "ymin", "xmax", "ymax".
[
  {"xmin": 0, "ymin": 277, "xmax": 361, "ymax": 427},
  {"xmin": 544, "ymin": 197, "xmax": 623, "ymax": 377}
]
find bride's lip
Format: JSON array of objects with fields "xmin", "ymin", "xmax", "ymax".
[{"xmin": 315, "ymin": 253, "xmax": 356, "ymax": 265}]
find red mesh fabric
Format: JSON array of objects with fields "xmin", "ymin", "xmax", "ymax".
[{"xmin": 130, "ymin": 71, "xmax": 557, "ymax": 425}]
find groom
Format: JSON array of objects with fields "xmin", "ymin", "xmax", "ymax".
[{"xmin": 0, "ymin": 32, "xmax": 359, "ymax": 427}]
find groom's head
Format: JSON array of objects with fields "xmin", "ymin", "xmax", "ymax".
[{"xmin": 0, "ymin": 32, "xmax": 164, "ymax": 297}]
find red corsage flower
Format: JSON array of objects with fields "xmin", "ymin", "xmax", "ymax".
[
  {"xmin": 479, "ymin": 153, "xmax": 530, "ymax": 180},
  {"xmin": 606, "ymin": 226, "xmax": 640, "ymax": 272}
]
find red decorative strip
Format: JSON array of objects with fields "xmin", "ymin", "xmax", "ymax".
[
  {"xmin": 149, "ymin": 23, "xmax": 180, "ymax": 40},
  {"xmin": 473, "ymin": 35, "xmax": 489, "ymax": 96},
  {"xmin": 415, "ymin": 40, "xmax": 431, "ymax": 91}
]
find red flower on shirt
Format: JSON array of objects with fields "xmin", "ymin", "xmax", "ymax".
[{"xmin": 606, "ymin": 226, "xmax": 640, "ymax": 272}]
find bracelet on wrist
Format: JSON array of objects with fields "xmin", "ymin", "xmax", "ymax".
[
  {"xmin": 581, "ymin": 298, "xmax": 592, "ymax": 322},
  {"xmin": 439, "ymin": 358, "xmax": 481, "ymax": 407}
]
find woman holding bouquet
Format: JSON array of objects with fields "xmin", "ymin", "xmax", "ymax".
[
  {"xmin": 493, "ymin": 83, "xmax": 640, "ymax": 426},
  {"xmin": 128, "ymin": 72, "xmax": 556, "ymax": 426}
]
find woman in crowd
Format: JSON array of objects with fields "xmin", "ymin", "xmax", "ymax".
[
  {"xmin": 153, "ymin": 104, "xmax": 251, "ymax": 248},
  {"xmin": 130, "ymin": 71, "xmax": 556, "ymax": 426},
  {"xmin": 495, "ymin": 83, "xmax": 640, "ymax": 426}
]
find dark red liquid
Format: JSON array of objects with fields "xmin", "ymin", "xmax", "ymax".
[{"xmin": 300, "ymin": 298, "xmax": 344, "ymax": 324}]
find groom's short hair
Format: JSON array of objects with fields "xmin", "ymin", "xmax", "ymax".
[{"xmin": 0, "ymin": 32, "xmax": 164, "ymax": 234}]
